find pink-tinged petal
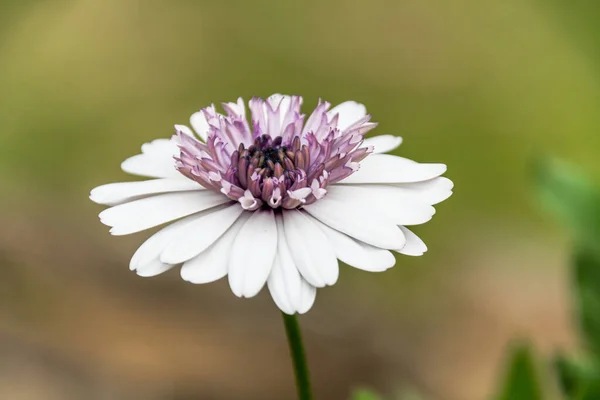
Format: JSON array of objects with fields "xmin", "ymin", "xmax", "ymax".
[
  {"xmin": 310, "ymin": 179, "xmax": 327, "ymax": 200},
  {"xmin": 249, "ymin": 97, "xmax": 268, "ymax": 135},
  {"xmin": 174, "ymin": 124, "xmax": 195, "ymax": 137},
  {"xmin": 267, "ymin": 93, "xmax": 293, "ymax": 135},
  {"xmin": 190, "ymin": 111, "xmax": 210, "ymax": 142},
  {"xmin": 302, "ymin": 100, "xmax": 331, "ymax": 136},
  {"xmin": 222, "ymin": 97, "xmax": 246, "ymax": 119},
  {"xmin": 238, "ymin": 189, "xmax": 261, "ymax": 210},
  {"xmin": 269, "ymin": 187, "xmax": 282, "ymax": 208},
  {"xmin": 287, "ymin": 187, "xmax": 312, "ymax": 203}
]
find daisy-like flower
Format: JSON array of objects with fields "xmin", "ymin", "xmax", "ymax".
[{"xmin": 90, "ymin": 94, "xmax": 453, "ymax": 314}]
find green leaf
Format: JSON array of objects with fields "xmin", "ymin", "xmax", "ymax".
[
  {"xmin": 554, "ymin": 353, "xmax": 582, "ymax": 398},
  {"xmin": 350, "ymin": 388, "xmax": 384, "ymax": 400},
  {"xmin": 495, "ymin": 343, "xmax": 543, "ymax": 400},
  {"xmin": 553, "ymin": 353, "xmax": 600, "ymax": 400},
  {"xmin": 573, "ymin": 248, "xmax": 600, "ymax": 357},
  {"xmin": 533, "ymin": 158, "xmax": 600, "ymax": 254}
]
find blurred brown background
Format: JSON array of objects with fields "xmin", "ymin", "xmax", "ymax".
[{"xmin": 2, "ymin": 0, "xmax": 600, "ymax": 399}]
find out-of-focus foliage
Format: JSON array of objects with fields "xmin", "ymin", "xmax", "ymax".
[
  {"xmin": 505, "ymin": 160, "xmax": 600, "ymax": 400},
  {"xmin": 351, "ymin": 388, "xmax": 384, "ymax": 400},
  {"xmin": 551, "ymin": 245, "xmax": 600, "ymax": 399},
  {"xmin": 572, "ymin": 249, "xmax": 600, "ymax": 359},
  {"xmin": 535, "ymin": 160, "xmax": 600, "ymax": 355},
  {"xmin": 554, "ymin": 353, "xmax": 600, "ymax": 400},
  {"xmin": 494, "ymin": 344, "xmax": 543, "ymax": 400},
  {"xmin": 535, "ymin": 159, "xmax": 600, "ymax": 257},
  {"xmin": 350, "ymin": 387, "xmax": 423, "ymax": 400}
]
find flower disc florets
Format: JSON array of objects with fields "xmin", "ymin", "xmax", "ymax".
[{"xmin": 174, "ymin": 95, "xmax": 374, "ymax": 211}]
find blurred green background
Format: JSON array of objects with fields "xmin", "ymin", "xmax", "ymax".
[{"xmin": 1, "ymin": 0, "xmax": 599, "ymax": 399}]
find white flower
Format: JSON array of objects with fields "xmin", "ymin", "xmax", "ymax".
[{"xmin": 90, "ymin": 94, "xmax": 453, "ymax": 314}]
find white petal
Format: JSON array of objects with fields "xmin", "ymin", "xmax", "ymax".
[
  {"xmin": 333, "ymin": 181, "xmax": 449, "ymax": 207},
  {"xmin": 181, "ymin": 213, "xmax": 250, "ymax": 284},
  {"xmin": 327, "ymin": 101, "xmax": 367, "ymax": 131},
  {"xmin": 339, "ymin": 154, "xmax": 447, "ymax": 184},
  {"xmin": 161, "ymin": 204, "xmax": 244, "ymax": 264},
  {"xmin": 269, "ymin": 271, "xmax": 316, "ymax": 314},
  {"xmin": 296, "ymin": 279, "xmax": 316, "ymax": 314},
  {"xmin": 392, "ymin": 177, "xmax": 454, "ymax": 205},
  {"xmin": 136, "ymin": 259, "xmax": 175, "ymax": 277},
  {"xmin": 121, "ymin": 154, "xmax": 180, "ymax": 179},
  {"xmin": 303, "ymin": 197, "xmax": 405, "ymax": 250},
  {"xmin": 90, "ymin": 178, "xmax": 203, "ymax": 206},
  {"xmin": 121, "ymin": 139, "xmax": 181, "ymax": 179},
  {"xmin": 282, "ymin": 210, "xmax": 339, "ymax": 288},
  {"xmin": 398, "ymin": 226, "xmax": 428, "ymax": 256},
  {"xmin": 190, "ymin": 111, "xmax": 210, "ymax": 141},
  {"xmin": 228, "ymin": 210, "xmax": 278, "ymax": 298},
  {"xmin": 326, "ymin": 185, "xmax": 436, "ymax": 226},
  {"xmin": 268, "ymin": 255, "xmax": 296, "ymax": 314},
  {"xmin": 310, "ymin": 216, "xmax": 396, "ymax": 272},
  {"xmin": 362, "ymin": 135, "xmax": 403, "ymax": 154},
  {"xmin": 340, "ymin": 178, "xmax": 453, "ymax": 206},
  {"xmin": 140, "ymin": 138, "xmax": 176, "ymax": 156},
  {"xmin": 99, "ymin": 191, "xmax": 230, "ymax": 235},
  {"xmin": 130, "ymin": 215, "xmax": 199, "ymax": 270},
  {"xmin": 267, "ymin": 214, "xmax": 305, "ymax": 314}
]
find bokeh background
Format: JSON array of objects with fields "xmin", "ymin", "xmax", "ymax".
[{"xmin": 1, "ymin": 0, "xmax": 599, "ymax": 399}]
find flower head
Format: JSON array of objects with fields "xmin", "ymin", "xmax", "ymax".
[{"xmin": 90, "ymin": 94, "xmax": 453, "ymax": 314}]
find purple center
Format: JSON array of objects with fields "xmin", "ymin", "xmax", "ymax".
[
  {"xmin": 234, "ymin": 136, "xmax": 307, "ymax": 188},
  {"xmin": 174, "ymin": 96, "xmax": 377, "ymax": 211},
  {"xmin": 228, "ymin": 134, "xmax": 320, "ymax": 209}
]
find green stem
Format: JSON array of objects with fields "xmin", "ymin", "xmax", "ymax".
[{"xmin": 281, "ymin": 312, "xmax": 313, "ymax": 400}]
